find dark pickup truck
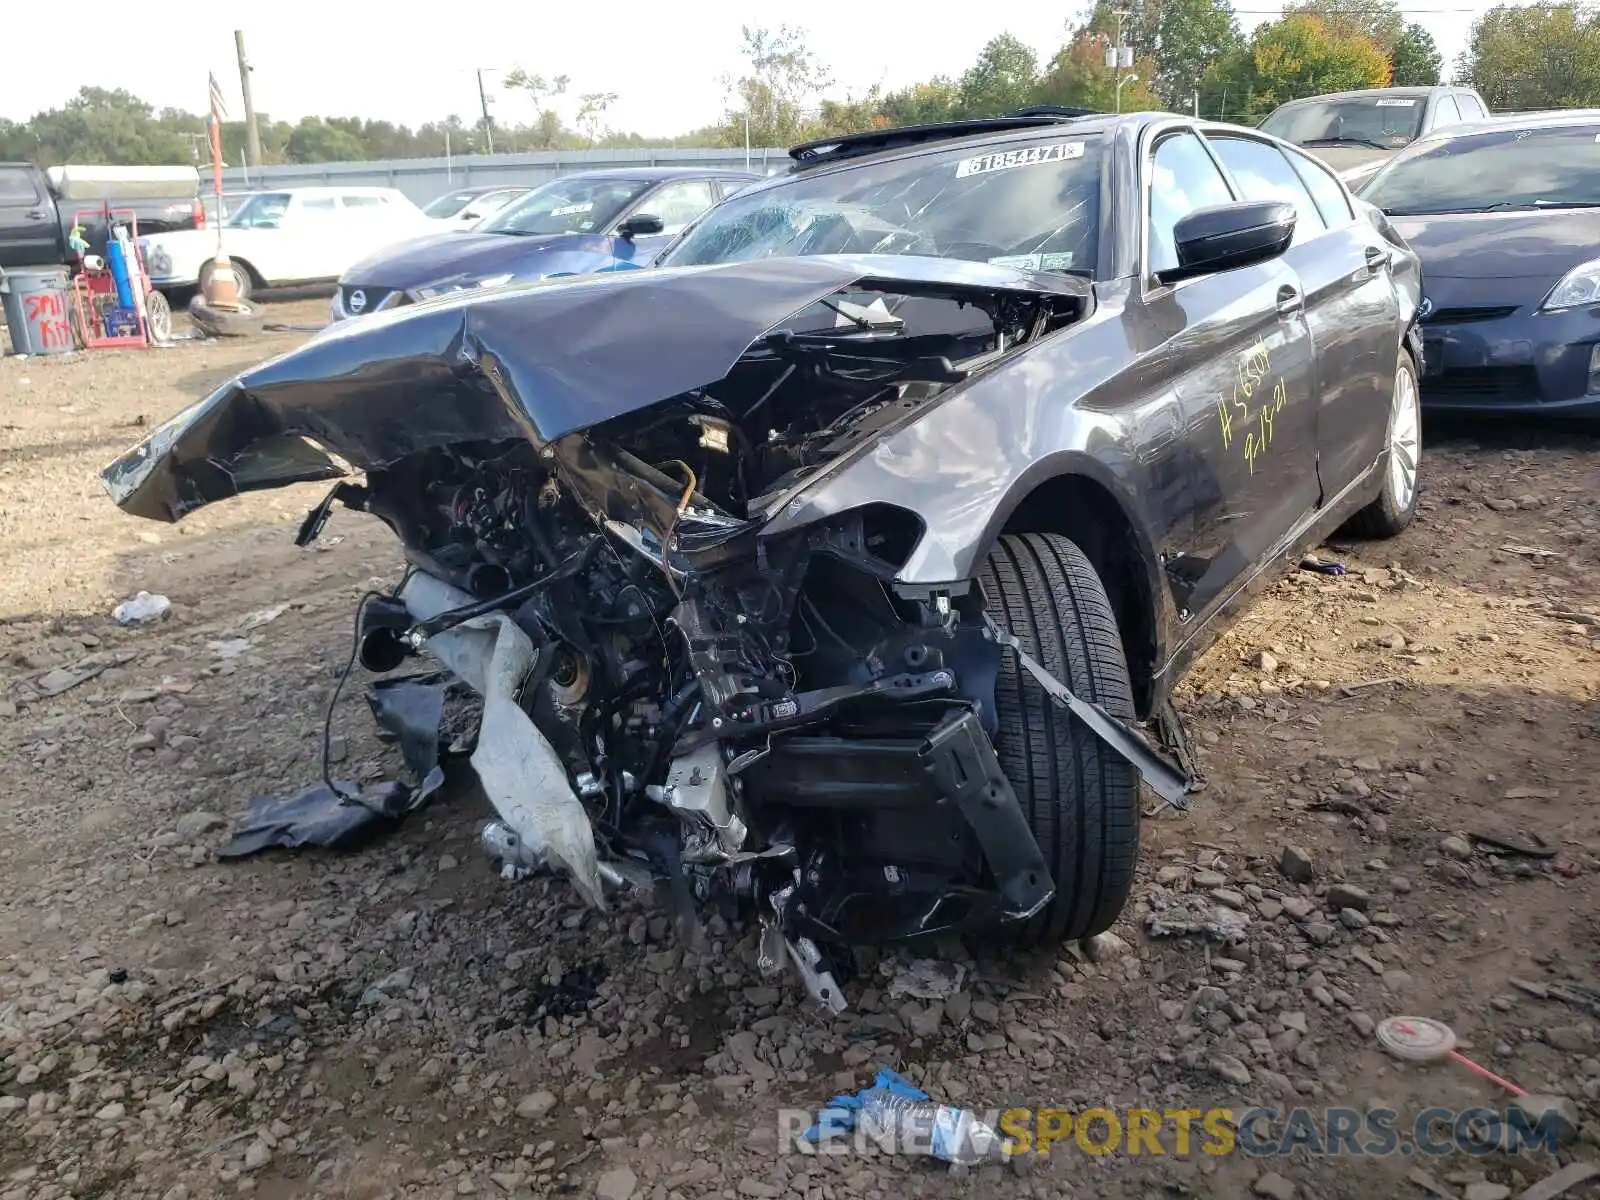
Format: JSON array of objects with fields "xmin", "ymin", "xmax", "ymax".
[{"xmin": 0, "ymin": 162, "xmax": 204, "ymax": 270}]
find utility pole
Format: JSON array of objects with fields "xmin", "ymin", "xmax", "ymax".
[
  {"xmin": 477, "ymin": 69, "xmax": 496, "ymax": 154},
  {"xmin": 1107, "ymin": 9, "xmax": 1134, "ymax": 113},
  {"xmin": 234, "ymin": 30, "xmax": 262, "ymax": 170}
]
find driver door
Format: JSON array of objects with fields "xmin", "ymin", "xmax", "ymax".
[
  {"xmin": 1134, "ymin": 130, "xmax": 1321, "ymax": 634},
  {"xmin": 609, "ymin": 179, "xmax": 719, "ymax": 268}
]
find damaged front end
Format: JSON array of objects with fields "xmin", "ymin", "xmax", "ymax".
[{"xmin": 103, "ymin": 255, "xmax": 1169, "ymax": 1010}]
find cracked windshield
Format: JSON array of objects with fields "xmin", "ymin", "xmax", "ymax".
[{"xmin": 662, "ymin": 134, "xmax": 1102, "ymax": 275}]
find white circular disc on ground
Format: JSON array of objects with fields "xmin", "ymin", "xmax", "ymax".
[{"xmin": 1376, "ymin": 1016, "xmax": 1458, "ymax": 1062}]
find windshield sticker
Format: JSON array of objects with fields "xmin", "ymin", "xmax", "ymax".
[
  {"xmin": 1375, "ymin": 99, "xmax": 1417, "ymax": 107},
  {"xmin": 955, "ymin": 142, "xmax": 1085, "ymax": 179},
  {"xmin": 551, "ymin": 201, "xmax": 595, "ymax": 217},
  {"xmin": 987, "ymin": 252, "xmax": 1075, "ymax": 271}
]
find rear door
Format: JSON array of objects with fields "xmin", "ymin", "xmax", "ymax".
[
  {"xmin": 0, "ymin": 166, "xmax": 59, "ymax": 267},
  {"xmin": 1288, "ymin": 143, "xmax": 1398, "ymax": 498},
  {"xmin": 1205, "ymin": 131, "xmax": 1397, "ymax": 505},
  {"xmin": 1133, "ymin": 129, "xmax": 1320, "ymax": 629}
]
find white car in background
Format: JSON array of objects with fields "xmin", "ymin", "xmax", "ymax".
[
  {"xmin": 421, "ymin": 185, "xmax": 532, "ymax": 229},
  {"xmin": 139, "ymin": 186, "xmax": 436, "ymax": 301}
]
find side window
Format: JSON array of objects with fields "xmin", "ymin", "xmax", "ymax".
[
  {"xmin": 1457, "ymin": 94, "xmax": 1486, "ymax": 120},
  {"xmin": 297, "ymin": 196, "xmax": 339, "ymax": 221},
  {"xmin": 1285, "ymin": 149, "xmax": 1354, "ymax": 228},
  {"xmin": 718, "ymin": 178, "xmax": 752, "ymax": 200},
  {"xmin": 639, "ymin": 180, "xmax": 718, "ymax": 234},
  {"xmin": 1147, "ymin": 131, "xmax": 1236, "ymax": 277},
  {"xmin": 1432, "ymin": 95, "xmax": 1463, "ymax": 129},
  {"xmin": 341, "ymin": 194, "xmax": 386, "ymax": 208},
  {"xmin": 1208, "ymin": 136, "xmax": 1326, "ymax": 246},
  {"xmin": 0, "ymin": 167, "xmax": 40, "ymax": 204}
]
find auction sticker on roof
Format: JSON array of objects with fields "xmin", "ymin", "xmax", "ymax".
[
  {"xmin": 1376, "ymin": 98, "xmax": 1417, "ymax": 106},
  {"xmin": 956, "ymin": 142, "xmax": 1085, "ymax": 178}
]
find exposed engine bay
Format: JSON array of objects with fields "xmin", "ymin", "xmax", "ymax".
[
  {"xmin": 326, "ymin": 282, "xmax": 1087, "ymax": 1010},
  {"xmin": 102, "ymin": 257, "xmax": 1190, "ymax": 1013}
]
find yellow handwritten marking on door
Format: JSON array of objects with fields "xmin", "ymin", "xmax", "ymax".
[{"xmin": 1218, "ymin": 338, "xmax": 1288, "ymax": 476}]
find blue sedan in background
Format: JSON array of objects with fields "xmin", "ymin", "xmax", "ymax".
[
  {"xmin": 330, "ymin": 167, "xmax": 759, "ymax": 321},
  {"xmin": 1359, "ymin": 109, "xmax": 1600, "ymax": 419}
]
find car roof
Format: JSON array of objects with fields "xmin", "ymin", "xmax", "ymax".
[
  {"xmin": 544, "ymin": 166, "xmax": 760, "ymax": 182},
  {"xmin": 1270, "ymin": 86, "xmax": 1470, "ymax": 109},
  {"xmin": 1405, "ymin": 106, "xmax": 1600, "ymax": 149},
  {"xmin": 767, "ymin": 110, "xmax": 1191, "ymax": 185}
]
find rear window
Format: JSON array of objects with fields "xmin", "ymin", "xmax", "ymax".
[
  {"xmin": 1363, "ymin": 125, "xmax": 1600, "ymax": 215},
  {"xmin": 1260, "ymin": 97, "xmax": 1426, "ymax": 150},
  {"xmin": 661, "ymin": 134, "xmax": 1105, "ymax": 277}
]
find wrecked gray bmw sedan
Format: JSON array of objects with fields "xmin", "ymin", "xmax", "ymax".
[{"xmin": 103, "ymin": 110, "xmax": 1422, "ymax": 1010}]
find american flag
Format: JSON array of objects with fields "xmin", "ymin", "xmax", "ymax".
[{"xmin": 208, "ymin": 73, "xmax": 229, "ymax": 124}]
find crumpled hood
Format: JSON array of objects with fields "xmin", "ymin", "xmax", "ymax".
[
  {"xmin": 1389, "ymin": 210, "xmax": 1600, "ymax": 282},
  {"xmin": 102, "ymin": 253, "xmax": 1089, "ymax": 523},
  {"xmin": 341, "ymin": 230, "xmax": 621, "ymax": 290}
]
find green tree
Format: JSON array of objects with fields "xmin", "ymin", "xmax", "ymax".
[
  {"xmin": 503, "ymin": 68, "xmax": 571, "ymax": 149},
  {"xmin": 575, "ymin": 92, "xmax": 617, "ymax": 147},
  {"xmin": 285, "ymin": 116, "xmax": 366, "ymax": 163},
  {"xmin": 1086, "ymin": 0, "xmax": 1242, "ymax": 107},
  {"xmin": 1391, "ymin": 23, "xmax": 1443, "ymax": 86},
  {"xmin": 1458, "ymin": 5, "xmax": 1600, "ymax": 109},
  {"xmin": 878, "ymin": 79, "xmax": 961, "ymax": 126},
  {"xmin": 718, "ymin": 25, "xmax": 833, "ymax": 147},
  {"xmin": 1036, "ymin": 30, "xmax": 1164, "ymax": 113},
  {"xmin": 1204, "ymin": 13, "xmax": 1391, "ymax": 123},
  {"xmin": 1284, "ymin": 0, "xmax": 1406, "ymax": 55},
  {"xmin": 955, "ymin": 33, "xmax": 1040, "ymax": 117}
]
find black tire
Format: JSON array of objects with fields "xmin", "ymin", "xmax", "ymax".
[
  {"xmin": 977, "ymin": 532, "xmax": 1141, "ymax": 947},
  {"xmin": 1342, "ymin": 350, "xmax": 1422, "ymax": 538},
  {"xmin": 187, "ymin": 296, "xmax": 264, "ymax": 338},
  {"xmin": 198, "ymin": 258, "xmax": 254, "ymax": 303}
]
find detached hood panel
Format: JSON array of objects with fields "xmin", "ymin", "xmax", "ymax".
[{"xmin": 103, "ymin": 254, "xmax": 1088, "ymax": 523}]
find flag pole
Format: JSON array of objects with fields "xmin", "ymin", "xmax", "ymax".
[{"xmin": 204, "ymin": 73, "xmax": 242, "ymax": 309}]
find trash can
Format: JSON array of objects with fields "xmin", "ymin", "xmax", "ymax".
[{"xmin": 0, "ymin": 266, "xmax": 77, "ymax": 356}]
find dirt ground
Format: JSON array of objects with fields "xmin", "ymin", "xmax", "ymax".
[{"xmin": 0, "ymin": 298, "xmax": 1597, "ymax": 1200}]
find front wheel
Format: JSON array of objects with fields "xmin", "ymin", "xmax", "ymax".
[
  {"xmin": 1343, "ymin": 350, "xmax": 1422, "ymax": 538},
  {"xmin": 977, "ymin": 533, "xmax": 1141, "ymax": 947}
]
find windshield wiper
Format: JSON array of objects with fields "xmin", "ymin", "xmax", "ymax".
[{"xmin": 1302, "ymin": 137, "xmax": 1391, "ymax": 150}]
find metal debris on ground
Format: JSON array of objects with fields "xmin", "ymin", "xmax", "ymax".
[
  {"xmin": 802, "ymin": 1066, "xmax": 1007, "ymax": 1165},
  {"xmin": 1143, "ymin": 893, "xmax": 1251, "ymax": 944},
  {"xmin": 882, "ymin": 956, "xmax": 967, "ymax": 1001},
  {"xmin": 112, "ymin": 591, "xmax": 171, "ymax": 625}
]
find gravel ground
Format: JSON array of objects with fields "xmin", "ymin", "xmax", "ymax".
[{"xmin": 0, "ymin": 301, "xmax": 1598, "ymax": 1200}]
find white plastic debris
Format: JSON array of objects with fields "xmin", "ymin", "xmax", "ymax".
[
  {"xmin": 112, "ymin": 591, "xmax": 171, "ymax": 625},
  {"xmin": 464, "ymin": 612, "xmax": 607, "ymax": 911}
]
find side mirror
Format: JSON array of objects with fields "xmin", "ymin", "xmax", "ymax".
[
  {"xmin": 1157, "ymin": 200, "xmax": 1295, "ymax": 286},
  {"xmin": 460, "ymin": 209, "xmax": 481, "ymax": 221},
  {"xmin": 617, "ymin": 213, "xmax": 665, "ymax": 239}
]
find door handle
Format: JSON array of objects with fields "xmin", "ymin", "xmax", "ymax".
[
  {"xmin": 1276, "ymin": 285, "xmax": 1304, "ymax": 318},
  {"xmin": 1364, "ymin": 246, "xmax": 1390, "ymax": 272},
  {"xmin": 24, "ymin": 210, "xmax": 46, "ymax": 221}
]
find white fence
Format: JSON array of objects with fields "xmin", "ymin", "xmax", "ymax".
[{"xmin": 220, "ymin": 147, "xmax": 790, "ymax": 206}]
